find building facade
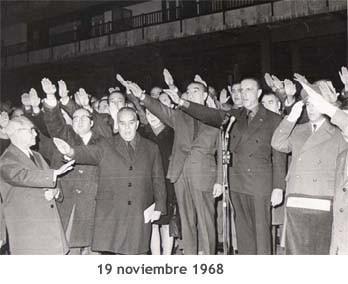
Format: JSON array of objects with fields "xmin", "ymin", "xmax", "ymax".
[{"xmin": 1, "ymin": 0, "xmax": 347, "ymax": 103}]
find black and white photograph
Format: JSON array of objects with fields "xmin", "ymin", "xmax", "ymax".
[{"xmin": 0, "ymin": 0, "xmax": 347, "ymax": 282}]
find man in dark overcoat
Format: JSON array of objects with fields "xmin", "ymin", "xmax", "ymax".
[
  {"xmin": 169, "ymin": 78, "xmax": 287, "ymax": 254},
  {"xmin": 42, "ymin": 84, "xmax": 105, "ymax": 254},
  {"xmin": 54, "ymin": 107, "xmax": 166, "ymax": 254},
  {"xmin": 122, "ymin": 79, "xmax": 223, "ymax": 255}
]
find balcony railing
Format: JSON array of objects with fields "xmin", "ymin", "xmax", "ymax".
[{"xmin": 2, "ymin": 0, "xmax": 279, "ymax": 57}]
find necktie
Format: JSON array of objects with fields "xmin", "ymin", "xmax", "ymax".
[
  {"xmin": 312, "ymin": 124, "xmax": 317, "ymax": 133},
  {"xmin": 127, "ymin": 142, "xmax": 135, "ymax": 161},
  {"xmin": 29, "ymin": 153, "xmax": 37, "ymax": 167},
  {"xmin": 193, "ymin": 118, "xmax": 199, "ymax": 140},
  {"xmin": 247, "ymin": 110, "xmax": 254, "ymax": 124}
]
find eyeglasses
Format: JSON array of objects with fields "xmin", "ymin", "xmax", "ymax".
[
  {"xmin": 17, "ymin": 127, "xmax": 36, "ymax": 133},
  {"xmin": 72, "ymin": 115, "xmax": 91, "ymax": 122}
]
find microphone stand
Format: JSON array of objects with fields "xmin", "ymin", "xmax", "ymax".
[{"xmin": 220, "ymin": 116, "xmax": 235, "ymax": 255}]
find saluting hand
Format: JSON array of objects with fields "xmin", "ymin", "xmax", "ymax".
[
  {"xmin": 163, "ymin": 68, "xmax": 174, "ymax": 88},
  {"xmin": 287, "ymin": 101, "xmax": 304, "ymax": 123},
  {"xmin": 339, "ymin": 66, "xmax": 348, "ymax": 90},
  {"xmin": 53, "ymin": 137, "xmax": 74, "ymax": 158},
  {"xmin": 194, "ymin": 74, "xmax": 207, "ymax": 87},
  {"xmin": 163, "ymin": 89, "xmax": 180, "ymax": 104}
]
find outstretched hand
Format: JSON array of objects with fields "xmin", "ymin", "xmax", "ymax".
[
  {"xmin": 52, "ymin": 159, "xmax": 75, "ymax": 182},
  {"xmin": 287, "ymin": 100, "xmax": 304, "ymax": 122},
  {"xmin": 163, "ymin": 68, "xmax": 174, "ymax": 87},
  {"xmin": 75, "ymin": 88, "xmax": 90, "ymax": 107},
  {"xmin": 41, "ymin": 78, "xmax": 56, "ymax": 95},
  {"xmin": 284, "ymin": 79, "xmax": 296, "ymax": 96},
  {"xmin": 339, "ymin": 66, "xmax": 348, "ymax": 88},
  {"xmin": 317, "ymin": 81, "xmax": 338, "ymax": 104},
  {"xmin": 0, "ymin": 111, "xmax": 9, "ymax": 129},
  {"xmin": 219, "ymin": 88, "xmax": 230, "ymax": 104},
  {"xmin": 293, "ymin": 73, "xmax": 309, "ymax": 85},
  {"xmin": 163, "ymin": 89, "xmax": 180, "ymax": 104},
  {"xmin": 206, "ymin": 96, "xmax": 217, "ymax": 109},
  {"xmin": 29, "ymin": 88, "xmax": 41, "ymax": 108},
  {"xmin": 116, "ymin": 74, "xmax": 144, "ymax": 97},
  {"xmin": 297, "ymin": 81, "xmax": 337, "ymax": 118},
  {"xmin": 21, "ymin": 93, "xmax": 31, "ymax": 108},
  {"xmin": 194, "ymin": 74, "xmax": 207, "ymax": 87},
  {"xmin": 264, "ymin": 73, "xmax": 274, "ymax": 90},
  {"xmin": 53, "ymin": 137, "xmax": 74, "ymax": 158},
  {"xmin": 58, "ymin": 80, "xmax": 69, "ymax": 98}
]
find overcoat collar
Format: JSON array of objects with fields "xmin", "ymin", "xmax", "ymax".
[
  {"xmin": 300, "ymin": 119, "xmax": 336, "ymax": 154},
  {"xmin": 113, "ymin": 132, "xmax": 142, "ymax": 164},
  {"xmin": 7, "ymin": 144, "xmax": 44, "ymax": 169}
]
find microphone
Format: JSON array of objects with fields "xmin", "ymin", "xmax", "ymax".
[{"xmin": 226, "ymin": 116, "xmax": 236, "ymax": 134}]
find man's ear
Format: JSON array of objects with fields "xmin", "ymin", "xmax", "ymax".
[
  {"xmin": 203, "ymin": 92, "xmax": 208, "ymax": 101},
  {"xmin": 257, "ymin": 89, "xmax": 262, "ymax": 99},
  {"xmin": 90, "ymin": 120, "xmax": 94, "ymax": 128},
  {"xmin": 136, "ymin": 120, "xmax": 139, "ymax": 130}
]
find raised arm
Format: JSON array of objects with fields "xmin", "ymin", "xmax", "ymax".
[
  {"xmin": 53, "ymin": 137, "xmax": 104, "ymax": 166},
  {"xmin": 271, "ymin": 101, "xmax": 304, "ymax": 153},
  {"xmin": 116, "ymin": 74, "xmax": 176, "ymax": 128},
  {"xmin": 43, "ymin": 94, "xmax": 80, "ymax": 143},
  {"xmin": 180, "ymin": 100, "xmax": 227, "ymax": 128},
  {"xmin": 0, "ymin": 158, "xmax": 74, "ymax": 188}
]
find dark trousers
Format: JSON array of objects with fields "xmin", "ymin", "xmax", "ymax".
[
  {"xmin": 285, "ymin": 206, "xmax": 332, "ymax": 255},
  {"xmin": 174, "ymin": 166, "xmax": 216, "ymax": 255},
  {"xmin": 231, "ymin": 191, "xmax": 271, "ymax": 254}
]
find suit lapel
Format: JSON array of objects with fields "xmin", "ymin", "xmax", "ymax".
[
  {"xmin": 113, "ymin": 135, "xmax": 131, "ymax": 163},
  {"xmin": 300, "ymin": 120, "xmax": 334, "ymax": 154},
  {"xmin": 240, "ymin": 105, "xmax": 267, "ymax": 144},
  {"xmin": 113, "ymin": 133, "xmax": 143, "ymax": 164},
  {"xmin": 87, "ymin": 131, "xmax": 99, "ymax": 146},
  {"xmin": 31, "ymin": 151, "xmax": 43, "ymax": 169},
  {"xmin": 8, "ymin": 144, "xmax": 37, "ymax": 169},
  {"xmin": 134, "ymin": 134, "xmax": 145, "ymax": 163},
  {"xmin": 230, "ymin": 108, "xmax": 247, "ymax": 148}
]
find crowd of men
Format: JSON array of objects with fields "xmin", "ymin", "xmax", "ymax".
[{"xmin": 0, "ymin": 66, "xmax": 348, "ymax": 255}]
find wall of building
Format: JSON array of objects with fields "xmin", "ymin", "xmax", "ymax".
[
  {"xmin": 1, "ymin": 0, "xmax": 347, "ymax": 103},
  {"xmin": 126, "ymin": 0, "xmax": 162, "ymax": 16},
  {"xmin": 2, "ymin": 0, "xmax": 346, "ymax": 70},
  {"xmin": 2, "ymin": 23, "xmax": 27, "ymax": 46}
]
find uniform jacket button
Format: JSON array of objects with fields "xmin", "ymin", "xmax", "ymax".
[
  {"xmin": 128, "ymin": 201, "xmax": 131, "ymax": 205},
  {"xmin": 128, "ymin": 182, "xmax": 132, "ymax": 187},
  {"xmin": 343, "ymin": 187, "xmax": 347, "ymax": 192},
  {"xmin": 129, "ymin": 166, "xmax": 133, "ymax": 170},
  {"xmin": 50, "ymin": 204, "xmax": 54, "ymax": 208}
]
